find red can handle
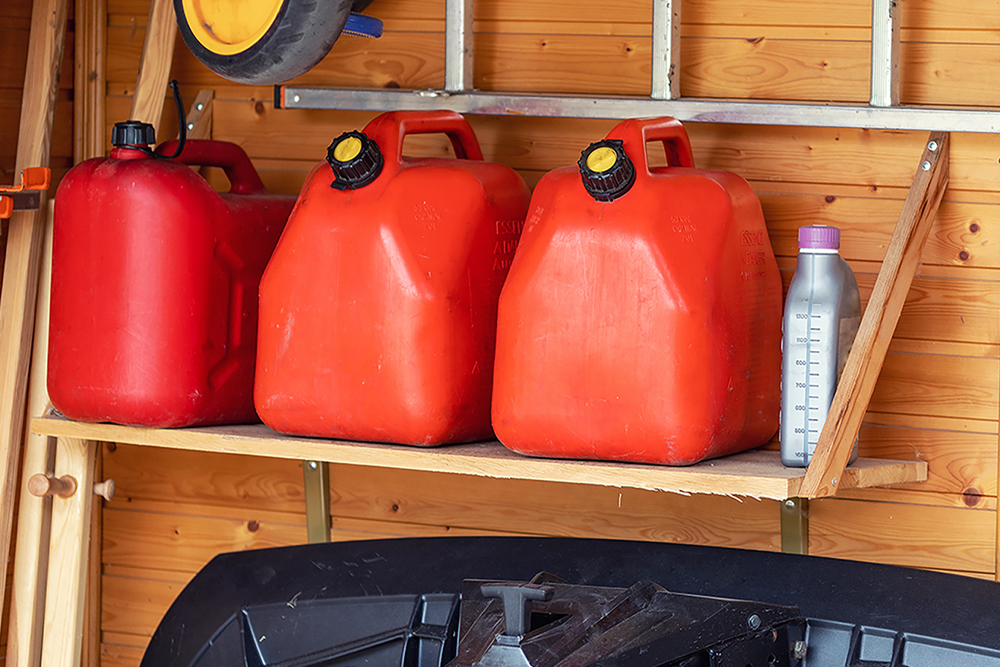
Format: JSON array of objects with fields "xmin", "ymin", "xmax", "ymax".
[
  {"xmin": 155, "ymin": 139, "xmax": 267, "ymax": 195},
  {"xmin": 608, "ymin": 117, "xmax": 695, "ymax": 171},
  {"xmin": 364, "ymin": 111, "xmax": 485, "ymax": 165}
]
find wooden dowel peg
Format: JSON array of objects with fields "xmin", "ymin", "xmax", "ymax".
[
  {"xmin": 93, "ymin": 479, "xmax": 115, "ymax": 502},
  {"xmin": 27, "ymin": 473, "xmax": 77, "ymax": 498}
]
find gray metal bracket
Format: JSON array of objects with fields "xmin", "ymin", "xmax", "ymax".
[
  {"xmin": 302, "ymin": 460, "xmax": 331, "ymax": 543},
  {"xmin": 780, "ymin": 498, "xmax": 810, "ymax": 555}
]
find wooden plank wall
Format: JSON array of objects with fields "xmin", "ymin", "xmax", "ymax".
[
  {"xmin": 0, "ymin": 0, "xmax": 74, "ymax": 664},
  {"xmin": 3, "ymin": 0, "xmax": 1000, "ymax": 663}
]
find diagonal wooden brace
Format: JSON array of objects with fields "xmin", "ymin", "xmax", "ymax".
[{"xmin": 799, "ymin": 132, "xmax": 950, "ymax": 499}]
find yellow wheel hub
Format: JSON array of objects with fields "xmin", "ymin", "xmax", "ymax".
[{"xmin": 181, "ymin": 0, "xmax": 285, "ymax": 56}]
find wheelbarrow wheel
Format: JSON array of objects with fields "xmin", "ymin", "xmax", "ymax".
[{"xmin": 174, "ymin": 0, "xmax": 355, "ymax": 85}]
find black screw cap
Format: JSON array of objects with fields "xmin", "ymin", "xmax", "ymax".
[
  {"xmin": 111, "ymin": 120, "xmax": 156, "ymax": 148},
  {"xmin": 578, "ymin": 139, "xmax": 635, "ymax": 202},
  {"xmin": 327, "ymin": 131, "xmax": 383, "ymax": 191}
]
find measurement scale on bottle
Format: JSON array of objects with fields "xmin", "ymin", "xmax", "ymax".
[{"xmin": 786, "ymin": 303, "xmax": 836, "ymax": 463}]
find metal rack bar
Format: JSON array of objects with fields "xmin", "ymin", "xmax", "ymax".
[
  {"xmin": 445, "ymin": 0, "xmax": 474, "ymax": 92},
  {"xmin": 870, "ymin": 0, "xmax": 901, "ymax": 107},
  {"xmin": 278, "ymin": 1, "xmax": 1000, "ymax": 133},
  {"xmin": 651, "ymin": 0, "xmax": 681, "ymax": 100},
  {"xmin": 278, "ymin": 88, "xmax": 1000, "ymax": 132}
]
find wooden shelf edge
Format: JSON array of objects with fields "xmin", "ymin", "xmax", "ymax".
[{"xmin": 30, "ymin": 416, "xmax": 927, "ymax": 501}]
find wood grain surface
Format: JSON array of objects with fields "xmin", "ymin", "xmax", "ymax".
[{"xmin": 11, "ymin": 0, "xmax": 1000, "ymax": 660}]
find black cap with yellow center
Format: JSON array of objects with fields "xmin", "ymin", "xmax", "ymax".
[
  {"xmin": 327, "ymin": 130, "xmax": 383, "ymax": 190},
  {"xmin": 577, "ymin": 139, "xmax": 635, "ymax": 202}
]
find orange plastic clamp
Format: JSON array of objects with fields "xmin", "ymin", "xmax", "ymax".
[{"xmin": 0, "ymin": 166, "xmax": 51, "ymax": 219}]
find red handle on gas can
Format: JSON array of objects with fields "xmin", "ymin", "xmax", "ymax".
[
  {"xmin": 155, "ymin": 139, "xmax": 267, "ymax": 195},
  {"xmin": 608, "ymin": 117, "xmax": 695, "ymax": 172},
  {"xmin": 365, "ymin": 110, "xmax": 485, "ymax": 165}
]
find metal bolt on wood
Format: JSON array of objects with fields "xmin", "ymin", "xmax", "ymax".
[{"xmin": 928, "ymin": 141, "xmax": 938, "ymax": 151}]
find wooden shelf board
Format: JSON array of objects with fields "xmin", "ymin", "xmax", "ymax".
[{"xmin": 31, "ymin": 415, "xmax": 927, "ymax": 501}]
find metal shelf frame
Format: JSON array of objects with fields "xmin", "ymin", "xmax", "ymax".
[{"xmin": 277, "ymin": 0, "xmax": 1000, "ymax": 132}]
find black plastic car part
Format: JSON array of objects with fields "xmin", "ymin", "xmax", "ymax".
[{"xmin": 141, "ymin": 537, "xmax": 1000, "ymax": 667}]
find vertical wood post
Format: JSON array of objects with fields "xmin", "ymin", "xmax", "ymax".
[
  {"xmin": 130, "ymin": 0, "xmax": 178, "ymax": 128},
  {"xmin": 38, "ymin": 438, "xmax": 98, "ymax": 667},
  {"xmin": 74, "ymin": 0, "xmax": 106, "ymax": 162},
  {"xmin": 0, "ymin": 0, "xmax": 70, "ymax": 638},
  {"xmin": 8, "ymin": 204, "xmax": 56, "ymax": 667}
]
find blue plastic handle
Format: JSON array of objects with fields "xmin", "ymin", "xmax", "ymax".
[{"xmin": 343, "ymin": 12, "xmax": 383, "ymax": 38}]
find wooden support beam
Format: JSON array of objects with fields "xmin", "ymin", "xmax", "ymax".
[
  {"xmin": 799, "ymin": 132, "xmax": 950, "ymax": 499},
  {"xmin": 130, "ymin": 0, "xmax": 177, "ymax": 129},
  {"xmin": 81, "ymin": 447, "xmax": 103, "ymax": 667},
  {"xmin": 185, "ymin": 89, "xmax": 215, "ymax": 140},
  {"xmin": 38, "ymin": 438, "xmax": 98, "ymax": 667},
  {"xmin": 8, "ymin": 203, "xmax": 55, "ymax": 667},
  {"xmin": 74, "ymin": 0, "xmax": 107, "ymax": 162},
  {"xmin": 0, "ymin": 0, "xmax": 70, "ymax": 636}
]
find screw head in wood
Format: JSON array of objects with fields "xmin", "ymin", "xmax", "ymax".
[
  {"xmin": 196, "ymin": 103, "xmax": 204, "ymax": 111},
  {"xmin": 921, "ymin": 160, "xmax": 932, "ymax": 171},
  {"xmin": 927, "ymin": 140, "xmax": 938, "ymax": 151}
]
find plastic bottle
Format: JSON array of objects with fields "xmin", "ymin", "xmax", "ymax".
[{"xmin": 780, "ymin": 225, "xmax": 862, "ymax": 467}]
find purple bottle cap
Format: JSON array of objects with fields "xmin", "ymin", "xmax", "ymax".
[{"xmin": 798, "ymin": 225, "xmax": 840, "ymax": 250}]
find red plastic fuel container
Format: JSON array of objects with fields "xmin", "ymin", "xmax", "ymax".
[
  {"xmin": 255, "ymin": 110, "xmax": 530, "ymax": 445},
  {"xmin": 48, "ymin": 121, "xmax": 295, "ymax": 427},
  {"xmin": 492, "ymin": 117, "xmax": 782, "ymax": 465}
]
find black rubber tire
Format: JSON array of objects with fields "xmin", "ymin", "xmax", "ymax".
[{"xmin": 174, "ymin": 0, "xmax": 354, "ymax": 85}]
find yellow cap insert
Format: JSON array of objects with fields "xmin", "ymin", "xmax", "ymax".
[
  {"xmin": 586, "ymin": 146, "xmax": 618, "ymax": 173},
  {"xmin": 333, "ymin": 136, "xmax": 364, "ymax": 163}
]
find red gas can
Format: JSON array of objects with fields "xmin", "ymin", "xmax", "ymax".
[
  {"xmin": 492, "ymin": 117, "xmax": 782, "ymax": 465},
  {"xmin": 48, "ymin": 122, "xmax": 295, "ymax": 427},
  {"xmin": 255, "ymin": 110, "xmax": 530, "ymax": 445}
]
